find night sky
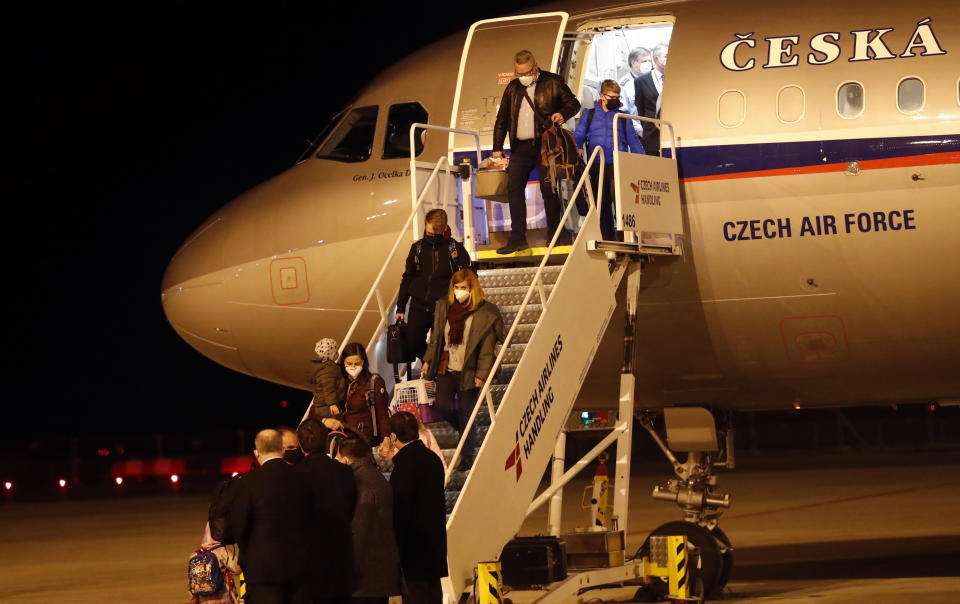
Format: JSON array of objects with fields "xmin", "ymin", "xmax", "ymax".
[{"xmin": 7, "ymin": 1, "xmax": 544, "ymax": 438}]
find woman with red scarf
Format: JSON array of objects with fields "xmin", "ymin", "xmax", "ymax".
[{"xmin": 422, "ymin": 269, "xmax": 505, "ymax": 469}]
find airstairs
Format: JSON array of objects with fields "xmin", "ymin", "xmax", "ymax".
[{"xmin": 309, "ymin": 105, "xmax": 685, "ymax": 600}]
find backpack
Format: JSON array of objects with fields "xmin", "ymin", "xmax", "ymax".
[
  {"xmin": 188, "ymin": 545, "xmax": 225, "ymax": 597},
  {"xmin": 413, "ymin": 238, "xmax": 460, "ymax": 273},
  {"xmin": 540, "ymin": 124, "xmax": 584, "ymax": 194}
]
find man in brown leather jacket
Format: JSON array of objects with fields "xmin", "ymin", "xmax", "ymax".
[{"xmin": 492, "ymin": 49, "xmax": 580, "ymax": 254}]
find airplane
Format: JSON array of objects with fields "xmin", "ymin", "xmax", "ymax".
[{"xmin": 161, "ymin": 0, "xmax": 959, "ymax": 599}]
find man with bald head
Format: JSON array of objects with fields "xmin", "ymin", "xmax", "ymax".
[{"xmin": 230, "ymin": 429, "xmax": 312, "ymax": 603}]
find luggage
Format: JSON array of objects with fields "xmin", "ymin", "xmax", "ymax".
[
  {"xmin": 188, "ymin": 545, "xmax": 225, "ymax": 597},
  {"xmin": 500, "ymin": 535, "xmax": 568, "ymax": 587},
  {"xmin": 386, "ymin": 320, "xmax": 407, "ymax": 364},
  {"xmin": 386, "ymin": 320, "xmax": 412, "ymax": 382},
  {"xmin": 475, "ymin": 167, "xmax": 509, "ymax": 202}
]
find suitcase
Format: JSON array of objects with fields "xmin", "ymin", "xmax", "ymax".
[
  {"xmin": 475, "ymin": 168, "xmax": 509, "ymax": 202},
  {"xmin": 500, "ymin": 536, "xmax": 568, "ymax": 587},
  {"xmin": 386, "ymin": 320, "xmax": 407, "ymax": 363}
]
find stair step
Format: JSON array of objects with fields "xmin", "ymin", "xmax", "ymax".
[
  {"xmin": 499, "ymin": 343, "xmax": 527, "ymax": 364},
  {"xmin": 478, "ymin": 265, "xmax": 562, "ymax": 288},
  {"xmin": 484, "ymin": 285, "xmax": 553, "ymax": 307},
  {"xmin": 493, "ymin": 364, "xmax": 516, "ymax": 385},
  {"xmin": 445, "ymin": 490, "xmax": 460, "ymax": 513},
  {"xmin": 500, "ymin": 304, "xmax": 543, "ymax": 325},
  {"xmin": 507, "ymin": 324, "xmax": 536, "ymax": 345}
]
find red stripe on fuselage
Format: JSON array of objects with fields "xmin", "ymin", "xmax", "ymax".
[{"xmin": 680, "ymin": 151, "xmax": 960, "ymax": 183}]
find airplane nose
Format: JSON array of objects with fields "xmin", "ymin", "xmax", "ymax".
[{"xmin": 161, "ymin": 219, "xmax": 250, "ymax": 376}]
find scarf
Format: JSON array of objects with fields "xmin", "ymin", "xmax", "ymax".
[{"xmin": 446, "ymin": 300, "xmax": 475, "ymax": 346}]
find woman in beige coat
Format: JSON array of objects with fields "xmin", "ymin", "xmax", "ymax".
[{"xmin": 422, "ymin": 269, "xmax": 505, "ymax": 468}]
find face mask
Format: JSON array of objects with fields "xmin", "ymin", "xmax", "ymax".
[
  {"xmin": 431, "ymin": 233, "xmax": 444, "ymax": 242},
  {"xmin": 605, "ymin": 98, "xmax": 622, "ymax": 110},
  {"xmin": 345, "ymin": 365, "xmax": 363, "ymax": 379},
  {"xmin": 454, "ymin": 289, "xmax": 470, "ymax": 303},
  {"xmin": 518, "ymin": 71, "xmax": 537, "ymax": 86},
  {"xmin": 283, "ymin": 448, "xmax": 304, "ymax": 464},
  {"xmin": 638, "ymin": 61, "xmax": 653, "ymax": 74}
]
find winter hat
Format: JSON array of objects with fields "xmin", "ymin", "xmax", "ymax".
[{"xmin": 314, "ymin": 338, "xmax": 338, "ymax": 362}]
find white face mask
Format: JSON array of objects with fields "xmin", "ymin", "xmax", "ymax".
[
  {"xmin": 518, "ymin": 75, "xmax": 536, "ymax": 87},
  {"xmin": 345, "ymin": 365, "xmax": 363, "ymax": 378},
  {"xmin": 454, "ymin": 289, "xmax": 470, "ymax": 303},
  {"xmin": 638, "ymin": 61, "xmax": 653, "ymax": 74}
]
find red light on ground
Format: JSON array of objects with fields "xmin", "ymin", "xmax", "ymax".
[
  {"xmin": 3, "ymin": 481, "xmax": 11, "ymax": 491},
  {"xmin": 58, "ymin": 479, "xmax": 67, "ymax": 488},
  {"xmin": 930, "ymin": 404, "xmax": 936, "ymax": 412},
  {"xmin": 115, "ymin": 477, "xmax": 123, "ymax": 486},
  {"xmin": 170, "ymin": 474, "xmax": 179, "ymax": 484},
  {"xmin": 281, "ymin": 400, "xmax": 288, "ymax": 408}
]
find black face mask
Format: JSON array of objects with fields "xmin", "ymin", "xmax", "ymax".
[
  {"xmin": 283, "ymin": 448, "xmax": 304, "ymax": 464},
  {"xmin": 605, "ymin": 98, "xmax": 622, "ymax": 110},
  {"xmin": 431, "ymin": 233, "xmax": 444, "ymax": 242}
]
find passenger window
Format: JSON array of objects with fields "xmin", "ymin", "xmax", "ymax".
[
  {"xmin": 897, "ymin": 77, "xmax": 924, "ymax": 113},
  {"xmin": 315, "ymin": 106, "xmax": 379, "ymax": 163},
  {"xmin": 383, "ymin": 103, "xmax": 428, "ymax": 159},
  {"xmin": 837, "ymin": 82, "xmax": 864, "ymax": 119},
  {"xmin": 777, "ymin": 85, "xmax": 804, "ymax": 123},
  {"xmin": 717, "ymin": 90, "xmax": 745, "ymax": 128}
]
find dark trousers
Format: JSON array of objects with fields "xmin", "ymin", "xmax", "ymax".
[
  {"xmin": 435, "ymin": 372, "xmax": 479, "ymax": 462},
  {"xmin": 507, "ymin": 139, "xmax": 564, "ymax": 242},
  {"xmin": 245, "ymin": 580, "xmax": 308, "ymax": 604},
  {"xmin": 401, "ymin": 577, "xmax": 443, "ymax": 604},
  {"xmin": 348, "ymin": 598, "xmax": 387, "ymax": 604},
  {"xmin": 589, "ymin": 163, "xmax": 618, "ymax": 241},
  {"xmin": 404, "ymin": 297, "xmax": 435, "ymax": 362}
]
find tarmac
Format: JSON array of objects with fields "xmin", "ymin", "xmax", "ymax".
[{"xmin": 1, "ymin": 451, "xmax": 958, "ymax": 603}]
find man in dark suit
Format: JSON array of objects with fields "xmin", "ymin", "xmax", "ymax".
[
  {"xmin": 296, "ymin": 419, "xmax": 357, "ymax": 603},
  {"xmin": 634, "ymin": 43, "xmax": 668, "ymax": 156},
  {"xmin": 388, "ymin": 412, "xmax": 447, "ymax": 604},
  {"xmin": 491, "ymin": 49, "xmax": 581, "ymax": 254},
  {"xmin": 337, "ymin": 435, "xmax": 401, "ymax": 604},
  {"xmin": 230, "ymin": 429, "xmax": 312, "ymax": 604}
]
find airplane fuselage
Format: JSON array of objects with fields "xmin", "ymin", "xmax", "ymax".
[{"xmin": 161, "ymin": 0, "xmax": 960, "ymax": 411}]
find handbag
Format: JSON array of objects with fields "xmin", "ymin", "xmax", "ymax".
[{"xmin": 437, "ymin": 350, "xmax": 450, "ymax": 375}]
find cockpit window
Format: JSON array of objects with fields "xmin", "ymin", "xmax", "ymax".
[
  {"xmin": 296, "ymin": 108, "xmax": 348, "ymax": 164},
  {"xmin": 383, "ymin": 102, "xmax": 428, "ymax": 159},
  {"xmin": 315, "ymin": 105, "xmax": 379, "ymax": 163}
]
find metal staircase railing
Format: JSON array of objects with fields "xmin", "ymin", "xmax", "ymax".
[
  {"xmin": 301, "ymin": 136, "xmax": 479, "ymax": 422},
  {"xmin": 444, "ymin": 145, "xmax": 606, "ymax": 483}
]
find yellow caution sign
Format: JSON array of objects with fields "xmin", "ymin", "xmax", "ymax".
[
  {"xmin": 476, "ymin": 561, "xmax": 504, "ymax": 604},
  {"xmin": 666, "ymin": 535, "xmax": 688, "ymax": 600}
]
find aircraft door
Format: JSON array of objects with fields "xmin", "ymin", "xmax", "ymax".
[{"xmin": 449, "ymin": 12, "xmax": 569, "ymax": 153}]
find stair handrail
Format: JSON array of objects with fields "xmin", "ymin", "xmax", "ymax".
[
  {"xmin": 336, "ymin": 155, "xmax": 453, "ymax": 361},
  {"xmin": 409, "ymin": 123, "xmax": 483, "ymax": 253},
  {"xmin": 446, "ymin": 145, "xmax": 606, "ymax": 483}
]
